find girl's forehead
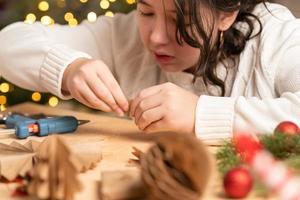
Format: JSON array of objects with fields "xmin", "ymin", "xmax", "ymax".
[{"xmin": 138, "ymin": 0, "xmax": 176, "ymax": 8}]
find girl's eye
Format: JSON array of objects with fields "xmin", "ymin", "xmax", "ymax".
[{"xmin": 139, "ymin": 10, "xmax": 154, "ymax": 17}]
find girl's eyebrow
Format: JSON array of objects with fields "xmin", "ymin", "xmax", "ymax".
[
  {"xmin": 137, "ymin": 0, "xmax": 151, "ymax": 6},
  {"xmin": 137, "ymin": 0, "xmax": 177, "ymax": 14}
]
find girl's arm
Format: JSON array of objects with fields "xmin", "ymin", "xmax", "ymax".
[
  {"xmin": 195, "ymin": 9, "xmax": 300, "ymax": 140},
  {"xmin": 196, "ymin": 47, "xmax": 300, "ymax": 140},
  {"xmin": 0, "ymin": 14, "xmax": 118, "ymax": 99}
]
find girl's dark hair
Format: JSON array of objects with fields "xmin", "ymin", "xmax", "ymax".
[{"xmin": 174, "ymin": 0, "xmax": 267, "ymax": 96}]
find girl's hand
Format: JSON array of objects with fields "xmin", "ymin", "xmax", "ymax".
[
  {"xmin": 62, "ymin": 58, "xmax": 128, "ymax": 116},
  {"xmin": 129, "ymin": 82, "xmax": 198, "ymax": 134}
]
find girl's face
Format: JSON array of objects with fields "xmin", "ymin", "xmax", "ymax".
[{"xmin": 137, "ymin": 0, "xmax": 200, "ymax": 72}]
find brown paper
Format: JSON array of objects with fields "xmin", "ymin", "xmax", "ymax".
[
  {"xmin": 28, "ymin": 136, "xmax": 82, "ymax": 200},
  {"xmin": 69, "ymin": 142, "xmax": 102, "ymax": 172},
  {"xmin": 0, "ymin": 138, "xmax": 102, "ymax": 181},
  {"xmin": 101, "ymin": 169, "xmax": 146, "ymax": 200},
  {"xmin": 140, "ymin": 133, "xmax": 215, "ymax": 200},
  {"xmin": 0, "ymin": 140, "xmax": 39, "ymax": 180}
]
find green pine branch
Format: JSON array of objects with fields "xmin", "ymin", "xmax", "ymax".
[{"xmin": 216, "ymin": 133, "xmax": 300, "ymax": 175}]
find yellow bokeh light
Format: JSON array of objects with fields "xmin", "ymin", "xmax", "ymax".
[
  {"xmin": 80, "ymin": 0, "xmax": 88, "ymax": 3},
  {"xmin": 126, "ymin": 0, "xmax": 135, "ymax": 4},
  {"xmin": 41, "ymin": 16, "xmax": 52, "ymax": 25},
  {"xmin": 105, "ymin": 11, "xmax": 114, "ymax": 17},
  {"xmin": 25, "ymin": 13, "xmax": 37, "ymax": 24},
  {"xmin": 0, "ymin": 83, "xmax": 10, "ymax": 93},
  {"xmin": 38, "ymin": 1, "xmax": 50, "ymax": 12},
  {"xmin": 32, "ymin": 92, "xmax": 42, "ymax": 102},
  {"xmin": 68, "ymin": 18, "xmax": 78, "ymax": 27},
  {"xmin": 0, "ymin": 95, "xmax": 7, "ymax": 105},
  {"xmin": 0, "ymin": 104, "xmax": 6, "ymax": 111},
  {"xmin": 109, "ymin": 0, "xmax": 116, "ymax": 2},
  {"xmin": 64, "ymin": 12, "xmax": 74, "ymax": 22},
  {"xmin": 100, "ymin": 0, "xmax": 110, "ymax": 9},
  {"xmin": 87, "ymin": 12, "xmax": 97, "ymax": 22},
  {"xmin": 49, "ymin": 96, "xmax": 59, "ymax": 107}
]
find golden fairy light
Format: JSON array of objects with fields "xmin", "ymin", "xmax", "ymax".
[
  {"xmin": 105, "ymin": 11, "xmax": 114, "ymax": 17},
  {"xmin": 80, "ymin": 0, "xmax": 88, "ymax": 3},
  {"xmin": 41, "ymin": 16, "xmax": 52, "ymax": 25},
  {"xmin": 0, "ymin": 83, "xmax": 10, "ymax": 93},
  {"xmin": 49, "ymin": 96, "xmax": 59, "ymax": 107},
  {"xmin": 32, "ymin": 92, "xmax": 42, "ymax": 102},
  {"xmin": 64, "ymin": 12, "xmax": 74, "ymax": 22},
  {"xmin": 0, "ymin": 104, "xmax": 6, "ymax": 112},
  {"xmin": 126, "ymin": 0, "xmax": 135, "ymax": 4},
  {"xmin": 68, "ymin": 18, "xmax": 78, "ymax": 27},
  {"xmin": 87, "ymin": 12, "xmax": 97, "ymax": 22},
  {"xmin": 38, "ymin": 1, "xmax": 50, "ymax": 11},
  {"xmin": 100, "ymin": 0, "xmax": 110, "ymax": 9},
  {"xmin": 0, "ymin": 95, "xmax": 7, "ymax": 105},
  {"xmin": 108, "ymin": 0, "xmax": 116, "ymax": 2},
  {"xmin": 25, "ymin": 13, "xmax": 37, "ymax": 24}
]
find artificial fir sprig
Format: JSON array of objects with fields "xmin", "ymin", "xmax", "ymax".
[
  {"xmin": 216, "ymin": 141, "xmax": 240, "ymax": 175},
  {"xmin": 216, "ymin": 133, "xmax": 300, "ymax": 175},
  {"xmin": 260, "ymin": 133, "xmax": 300, "ymax": 159}
]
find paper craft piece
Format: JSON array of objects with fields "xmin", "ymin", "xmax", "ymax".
[
  {"xmin": 28, "ymin": 136, "xmax": 82, "ymax": 200},
  {"xmin": 0, "ymin": 138, "xmax": 102, "ymax": 181},
  {"xmin": 69, "ymin": 142, "xmax": 102, "ymax": 172},
  {"xmin": 101, "ymin": 133, "xmax": 214, "ymax": 200},
  {"xmin": 139, "ymin": 133, "xmax": 214, "ymax": 200},
  {"xmin": 101, "ymin": 169, "xmax": 146, "ymax": 200},
  {"xmin": 0, "ymin": 140, "xmax": 41, "ymax": 180}
]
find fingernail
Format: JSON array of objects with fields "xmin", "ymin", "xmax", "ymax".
[
  {"xmin": 116, "ymin": 108, "xmax": 124, "ymax": 117},
  {"xmin": 123, "ymin": 103, "xmax": 129, "ymax": 112}
]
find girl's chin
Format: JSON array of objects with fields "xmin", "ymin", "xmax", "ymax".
[
  {"xmin": 158, "ymin": 64, "xmax": 181, "ymax": 72},
  {"xmin": 158, "ymin": 63, "xmax": 193, "ymax": 73}
]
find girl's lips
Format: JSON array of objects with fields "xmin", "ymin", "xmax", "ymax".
[{"xmin": 154, "ymin": 53, "xmax": 175, "ymax": 64}]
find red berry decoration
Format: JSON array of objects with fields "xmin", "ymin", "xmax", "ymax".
[
  {"xmin": 223, "ymin": 167, "xmax": 253, "ymax": 198},
  {"xmin": 274, "ymin": 121, "xmax": 299, "ymax": 135},
  {"xmin": 234, "ymin": 133, "xmax": 262, "ymax": 163}
]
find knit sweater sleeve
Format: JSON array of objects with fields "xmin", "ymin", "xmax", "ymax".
[
  {"xmin": 0, "ymin": 13, "xmax": 129, "ymax": 99},
  {"xmin": 195, "ymin": 4, "xmax": 300, "ymax": 140}
]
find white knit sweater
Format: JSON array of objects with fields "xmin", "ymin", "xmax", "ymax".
[{"xmin": 1, "ymin": 3, "xmax": 300, "ymax": 140}]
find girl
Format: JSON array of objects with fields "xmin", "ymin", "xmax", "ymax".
[{"xmin": 1, "ymin": 0, "xmax": 300, "ymax": 140}]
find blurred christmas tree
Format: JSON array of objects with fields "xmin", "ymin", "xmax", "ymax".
[{"xmin": 0, "ymin": 0, "xmax": 135, "ymax": 111}]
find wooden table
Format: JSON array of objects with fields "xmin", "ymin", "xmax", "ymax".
[{"xmin": 0, "ymin": 103, "xmax": 274, "ymax": 200}]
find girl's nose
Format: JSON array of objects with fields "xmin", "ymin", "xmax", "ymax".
[{"xmin": 150, "ymin": 17, "xmax": 170, "ymax": 46}]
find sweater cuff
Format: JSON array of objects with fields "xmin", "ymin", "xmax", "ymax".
[
  {"xmin": 40, "ymin": 45, "xmax": 91, "ymax": 100},
  {"xmin": 195, "ymin": 95, "xmax": 236, "ymax": 140}
]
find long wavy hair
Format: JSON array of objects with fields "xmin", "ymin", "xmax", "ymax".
[{"xmin": 174, "ymin": 0, "xmax": 267, "ymax": 96}]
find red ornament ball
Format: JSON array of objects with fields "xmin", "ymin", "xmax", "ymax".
[
  {"xmin": 234, "ymin": 133, "xmax": 262, "ymax": 163},
  {"xmin": 274, "ymin": 121, "xmax": 299, "ymax": 135},
  {"xmin": 223, "ymin": 167, "xmax": 253, "ymax": 198}
]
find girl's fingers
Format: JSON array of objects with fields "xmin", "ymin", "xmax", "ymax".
[
  {"xmin": 134, "ymin": 94, "xmax": 162, "ymax": 125},
  {"xmin": 136, "ymin": 106, "xmax": 164, "ymax": 130},
  {"xmin": 87, "ymin": 74, "xmax": 124, "ymax": 115},
  {"xmin": 129, "ymin": 85, "xmax": 163, "ymax": 117},
  {"xmin": 72, "ymin": 83, "xmax": 112, "ymax": 112},
  {"xmin": 144, "ymin": 120, "xmax": 166, "ymax": 133},
  {"xmin": 98, "ymin": 70, "xmax": 129, "ymax": 112}
]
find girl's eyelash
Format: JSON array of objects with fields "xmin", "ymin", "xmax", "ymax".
[{"xmin": 139, "ymin": 10, "xmax": 154, "ymax": 16}]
